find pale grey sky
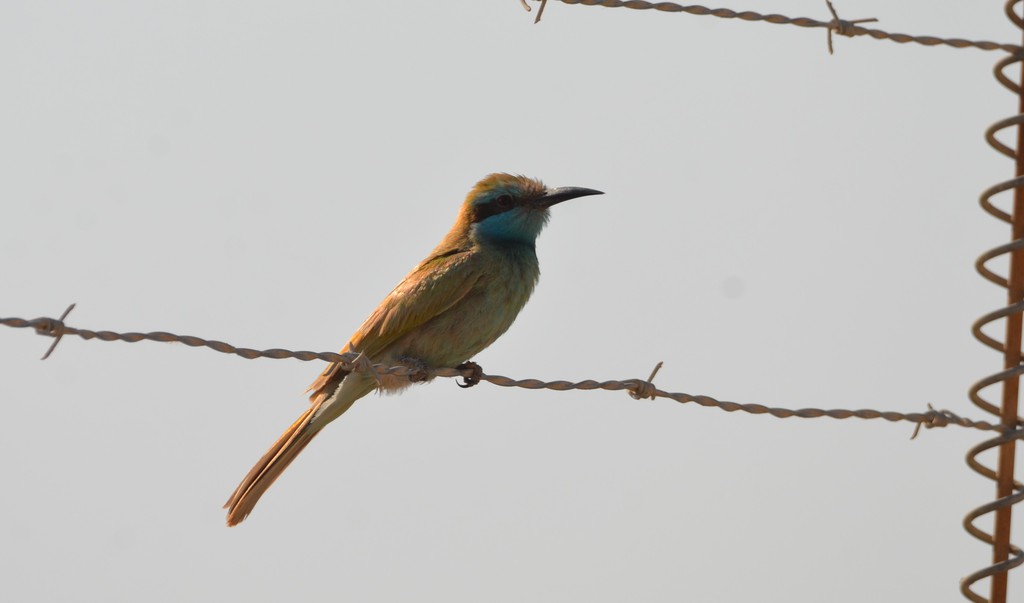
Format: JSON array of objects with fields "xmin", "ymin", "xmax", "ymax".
[{"xmin": 1, "ymin": 2, "xmax": 1020, "ymax": 601}]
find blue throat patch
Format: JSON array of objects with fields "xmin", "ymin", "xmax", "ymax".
[{"xmin": 472, "ymin": 208, "xmax": 548, "ymax": 247}]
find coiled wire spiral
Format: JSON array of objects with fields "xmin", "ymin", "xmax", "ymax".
[{"xmin": 963, "ymin": 3, "xmax": 1024, "ymax": 601}]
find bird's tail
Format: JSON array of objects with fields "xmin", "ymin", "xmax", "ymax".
[
  {"xmin": 224, "ymin": 371, "xmax": 377, "ymax": 525},
  {"xmin": 224, "ymin": 402, "xmax": 325, "ymax": 526}
]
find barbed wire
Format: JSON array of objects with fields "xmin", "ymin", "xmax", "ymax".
[
  {"xmin": 523, "ymin": 0, "xmax": 1022, "ymax": 54},
  {"xmin": 0, "ymin": 304, "xmax": 1008, "ymax": 437}
]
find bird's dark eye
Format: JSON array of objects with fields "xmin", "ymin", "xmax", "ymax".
[{"xmin": 495, "ymin": 194, "xmax": 513, "ymax": 210}]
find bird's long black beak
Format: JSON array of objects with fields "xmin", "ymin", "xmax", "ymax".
[{"xmin": 537, "ymin": 186, "xmax": 604, "ymax": 208}]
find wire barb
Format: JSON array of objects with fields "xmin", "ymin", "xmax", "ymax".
[
  {"xmin": 36, "ymin": 303, "xmax": 76, "ymax": 360},
  {"xmin": 910, "ymin": 403, "xmax": 962, "ymax": 440},
  {"xmin": 824, "ymin": 0, "xmax": 877, "ymax": 55},
  {"xmin": 521, "ymin": 0, "xmax": 550, "ymax": 24},
  {"xmin": 629, "ymin": 360, "xmax": 663, "ymax": 400},
  {"xmin": 352, "ymin": 351, "xmax": 384, "ymax": 388},
  {"xmin": 535, "ymin": 0, "xmax": 548, "ymax": 24}
]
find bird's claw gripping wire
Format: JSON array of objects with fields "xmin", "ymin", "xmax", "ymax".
[{"xmin": 456, "ymin": 361, "xmax": 484, "ymax": 388}]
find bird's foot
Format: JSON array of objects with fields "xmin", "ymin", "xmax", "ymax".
[
  {"xmin": 398, "ymin": 356, "xmax": 430, "ymax": 383},
  {"xmin": 456, "ymin": 361, "xmax": 483, "ymax": 388}
]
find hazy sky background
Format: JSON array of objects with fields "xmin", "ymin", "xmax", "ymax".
[{"xmin": 2, "ymin": 1, "xmax": 1022, "ymax": 601}]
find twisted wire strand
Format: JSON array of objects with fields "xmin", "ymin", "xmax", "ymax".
[
  {"xmin": 962, "ymin": 3, "xmax": 1024, "ymax": 600},
  {"xmin": 0, "ymin": 309, "xmax": 1005, "ymax": 435},
  {"xmin": 540, "ymin": 0, "xmax": 1021, "ymax": 53}
]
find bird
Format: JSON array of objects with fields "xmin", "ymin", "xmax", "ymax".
[{"xmin": 224, "ymin": 173, "xmax": 603, "ymax": 525}]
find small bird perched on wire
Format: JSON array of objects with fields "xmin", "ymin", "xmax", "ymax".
[{"xmin": 224, "ymin": 173, "xmax": 603, "ymax": 525}]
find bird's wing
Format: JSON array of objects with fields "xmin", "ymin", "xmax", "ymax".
[
  {"xmin": 351, "ymin": 250, "xmax": 482, "ymax": 356},
  {"xmin": 307, "ymin": 249, "xmax": 481, "ymax": 401}
]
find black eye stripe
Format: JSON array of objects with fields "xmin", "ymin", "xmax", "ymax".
[{"xmin": 473, "ymin": 196, "xmax": 517, "ymax": 223}]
